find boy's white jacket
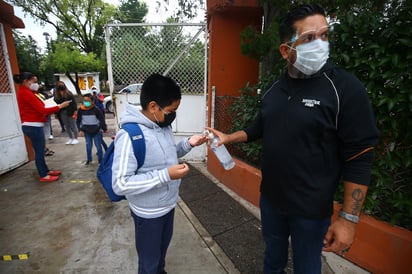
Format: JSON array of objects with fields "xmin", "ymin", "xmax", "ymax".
[{"xmin": 112, "ymin": 104, "xmax": 193, "ymax": 218}]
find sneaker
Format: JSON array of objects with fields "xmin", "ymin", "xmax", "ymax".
[
  {"xmin": 84, "ymin": 160, "xmax": 91, "ymax": 166},
  {"xmin": 48, "ymin": 135, "xmax": 54, "ymax": 140},
  {"xmin": 48, "ymin": 170, "xmax": 62, "ymax": 176},
  {"xmin": 66, "ymin": 139, "xmax": 73, "ymax": 145},
  {"xmin": 71, "ymin": 139, "xmax": 79, "ymax": 145},
  {"xmin": 39, "ymin": 175, "xmax": 59, "ymax": 182}
]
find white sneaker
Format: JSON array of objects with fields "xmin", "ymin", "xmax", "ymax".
[
  {"xmin": 48, "ymin": 135, "xmax": 54, "ymax": 140},
  {"xmin": 71, "ymin": 139, "xmax": 79, "ymax": 145},
  {"xmin": 66, "ymin": 139, "xmax": 73, "ymax": 145}
]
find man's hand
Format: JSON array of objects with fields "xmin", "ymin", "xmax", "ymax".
[
  {"xmin": 323, "ymin": 218, "xmax": 356, "ymax": 255},
  {"xmin": 168, "ymin": 163, "xmax": 190, "ymax": 180},
  {"xmin": 204, "ymin": 127, "xmax": 229, "ymax": 146}
]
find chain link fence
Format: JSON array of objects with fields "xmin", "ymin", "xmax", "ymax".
[
  {"xmin": 0, "ymin": 27, "xmax": 11, "ymax": 94},
  {"xmin": 105, "ymin": 23, "xmax": 206, "ymax": 94}
]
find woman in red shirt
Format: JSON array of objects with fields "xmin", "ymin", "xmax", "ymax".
[{"xmin": 14, "ymin": 72, "xmax": 70, "ymax": 182}]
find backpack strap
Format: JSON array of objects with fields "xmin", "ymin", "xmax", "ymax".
[{"xmin": 121, "ymin": 123, "xmax": 146, "ymax": 169}]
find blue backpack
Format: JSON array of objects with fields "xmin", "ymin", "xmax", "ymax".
[{"xmin": 97, "ymin": 123, "xmax": 145, "ymax": 202}]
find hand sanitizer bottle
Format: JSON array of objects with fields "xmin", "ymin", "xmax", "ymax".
[{"xmin": 205, "ymin": 130, "xmax": 235, "ymax": 170}]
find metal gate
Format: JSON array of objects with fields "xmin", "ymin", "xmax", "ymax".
[
  {"xmin": 104, "ymin": 23, "xmax": 208, "ymax": 161},
  {"xmin": 0, "ymin": 23, "xmax": 28, "ymax": 174}
]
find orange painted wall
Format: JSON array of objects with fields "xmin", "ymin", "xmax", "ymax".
[
  {"xmin": 332, "ymin": 203, "xmax": 412, "ymax": 274},
  {"xmin": 206, "ymin": 0, "xmax": 262, "ymax": 207},
  {"xmin": 208, "ymin": 8, "xmax": 261, "ymax": 98},
  {"xmin": 207, "ymin": 148, "xmax": 261, "ymax": 207}
]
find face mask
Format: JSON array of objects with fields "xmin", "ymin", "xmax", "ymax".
[
  {"xmin": 57, "ymin": 85, "xmax": 65, "ymax": 91},
  {"xmin": 29, "ymin": 83, "xmax": 39, "ymax": 91},
  {"xmin": 292, "ymin": 39, "xmax": 329, "ymax": 75},
  {"xmin": 83, "ymin": 101, "xmax": 92, "ymax": 108},
  {"xmin": 154, "ymin": 111, "xmax": 176, "ymax": 128}
]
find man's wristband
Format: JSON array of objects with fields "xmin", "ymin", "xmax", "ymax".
[{"xmin": 339, "ymin": 210, "xmax": 359, "ymax": 224}]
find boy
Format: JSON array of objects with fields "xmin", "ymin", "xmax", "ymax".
[
  {"xmin": 112, "ymin": 74, "xmax": 207, "ymax": 274},
  {"xmin": 76, "ymin": 93, "xmax": 107, "ymax": 165}
]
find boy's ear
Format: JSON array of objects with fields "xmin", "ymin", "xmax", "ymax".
[{"xmin": 147, "ymin": 101, "xmax": 157, "ymax": 113}]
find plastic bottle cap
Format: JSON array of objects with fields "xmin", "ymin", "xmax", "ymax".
[{"xmin": 203, "ymin": 130, "xmax": 213, "ymax": 139}]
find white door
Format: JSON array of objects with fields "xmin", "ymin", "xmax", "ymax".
[{"xmin": 0, "ymin": 24, "xmax": 28, "ymax": 174}]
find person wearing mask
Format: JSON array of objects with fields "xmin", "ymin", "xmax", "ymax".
[
  {"xmin": 76, "ymin": 93, "xmax": 107, "ymax": 165},
  {"xmin": 54, "ymin": 81, "xmax": 79, "ymax": 145},
  {"xmin": 14, "ymin": 72, "xmax": 71, "ymax": 182},
  {"xmin": 112, "ymin": 74, "xmax": 208, "ymax": 274},
  {"xmin": 34, "ymin": 85, "xmax": 54, "ymax": 156},
  {"xmin": 206, "ymin": 3, "xmax": 380, "ymax": 274},
  {"xmin": 91, "ymin": 86, "xmax": 108, "ymax": 151}
]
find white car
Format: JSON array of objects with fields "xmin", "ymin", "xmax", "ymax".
[{"xmin": 103, "ymin": 83, "xmax": 143, "ymax": 113}]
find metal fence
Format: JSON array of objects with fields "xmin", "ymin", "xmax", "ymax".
[
  {"xmin": 0, "ymin": 25, "xmax": 11, "ymax": 94},
  {"xmin": 104, "ymin": 23, "xmax": 208, "ymax": 161},
  {"xmin": 105, "ymin": 23, "xmax": 207, "ymax": 94}
]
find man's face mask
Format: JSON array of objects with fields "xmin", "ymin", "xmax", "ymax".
[
  {"xmin": 287, "ymin": 26, "xmax": 330, "ymax": 75},
  {"xmin": 292, "ymin": 39, "xmax": 329, "ymax": 75}
]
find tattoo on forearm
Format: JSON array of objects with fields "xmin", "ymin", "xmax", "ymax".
[{"xmin": 351, "ymin": 188, "xmax": 363, "ymax": 215}]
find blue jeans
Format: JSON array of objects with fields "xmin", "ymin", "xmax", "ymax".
[
  {"xmin": 260, "ymin": 195, "xmax": 330, "ymax": 274},
  {"xmin": 22, "ymin": 126, "xmax": 49, "ymax": 177},
  {"xmin": 131, "ymin": 209, "xmax": 174, "ymax": 274},
  {"xmin": 84, "ymin": 132, "xmax": 102, "ymax": 162}
]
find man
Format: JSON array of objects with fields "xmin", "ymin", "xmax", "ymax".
[{"xmin": 207, "ymin": 3, "xmax": 379, "ymax": 274}]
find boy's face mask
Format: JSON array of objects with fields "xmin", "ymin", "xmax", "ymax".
[
  {"xmin": 153, "ymin": 105, "xmax": 176, "ymax": 128},
  {"xmin": 156, "ymin": 111, "xmax": 176, "ymax": 128},
  {"xmin": 83, "ymin": 101, "xmax": 92, "ymax": 107}
]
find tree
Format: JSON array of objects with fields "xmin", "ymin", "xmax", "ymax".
[
  {"xmin": 41, "ymin": 42, "xmax": 105, "ymax": 95},
  {"xmin": 13, "ymin": 30, "xmax": 42, "ymax": 77},
  {"xmin": 117, "ymin": 0, "xmax": 148, "ymax": 23},
  {"xmin": 10, "ymin": 0, "xmax": 118, "ymax": 55}
]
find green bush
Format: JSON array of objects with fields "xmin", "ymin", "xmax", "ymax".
[{"xmin": 230, "ymin": 2, "xmax": 411, "ymax": 229}]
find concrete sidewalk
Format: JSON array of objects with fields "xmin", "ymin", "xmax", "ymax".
[
  {"xmin": 0, "ymin": 114, "xmax": 370, "ymax": 273},
  {"xmin": 0, "ymin": 133, "xmax": 237, "ymax": 273}
]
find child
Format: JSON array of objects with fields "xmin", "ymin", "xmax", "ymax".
[
  {"xmin": 112, "ymin": 74, "xmax": 207, "ymax": 274},
  {"xmin": 76, "ymin": 93, "xmax": 107, "ymax": 165}
]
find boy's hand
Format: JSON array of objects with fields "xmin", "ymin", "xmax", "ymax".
[
  {"xmin": 189, "ymin": 134, "xmax": 208, "ymax": 147},
  {"xmin": 168, "ymin": 163, "xmax": 190, "ymax": 180}
]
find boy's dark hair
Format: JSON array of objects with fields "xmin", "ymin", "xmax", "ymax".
[
  {"xmin": 140, "ymin": 73, "xmax": 181, "ymax": 110},
  {"xmin": 83, "ymin": 93, "xmax": 93, "ymax": 99},
  {"xmin": 13, "ymin": 72, "xmax": 35, "ymax": 84},
  {"xmin": 279, "ymin": 3, "xmax": 325, "ymax": 43}
]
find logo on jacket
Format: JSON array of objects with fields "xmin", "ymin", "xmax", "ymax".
[
  {"xmin": 302, "ymin": 98, "xmax": 320, "ymax": 107},
  {"xmin": 132, "ymin": 134, "xmax": 143, "ymax": 141}
]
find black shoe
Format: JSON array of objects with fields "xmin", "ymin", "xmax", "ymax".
[{"xmin": 84, "ymin": 160, "xmax": 91, "ymax": 166}]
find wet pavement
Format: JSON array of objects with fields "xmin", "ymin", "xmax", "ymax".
[{"xmin": 0, "ymin": 113, "xmax": 370, "ymax": 274}]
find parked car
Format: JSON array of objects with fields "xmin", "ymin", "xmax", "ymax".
[{"xmin": 103, "ymin": 83, "xmax": 143, "ymax": 113}]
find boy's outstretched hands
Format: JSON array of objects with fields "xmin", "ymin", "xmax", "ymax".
[
  {"xmin": 188, "ymin": 134, "xmax": 208, "ymax": 147},
  {"xmin": 168, "ymin": 163, "xmax": 190, "ymax": 180}
]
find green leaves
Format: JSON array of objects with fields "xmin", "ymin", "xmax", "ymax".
[{"xmin": 235, "ymin": 1, "xmax": 411, "ymax": 229}]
